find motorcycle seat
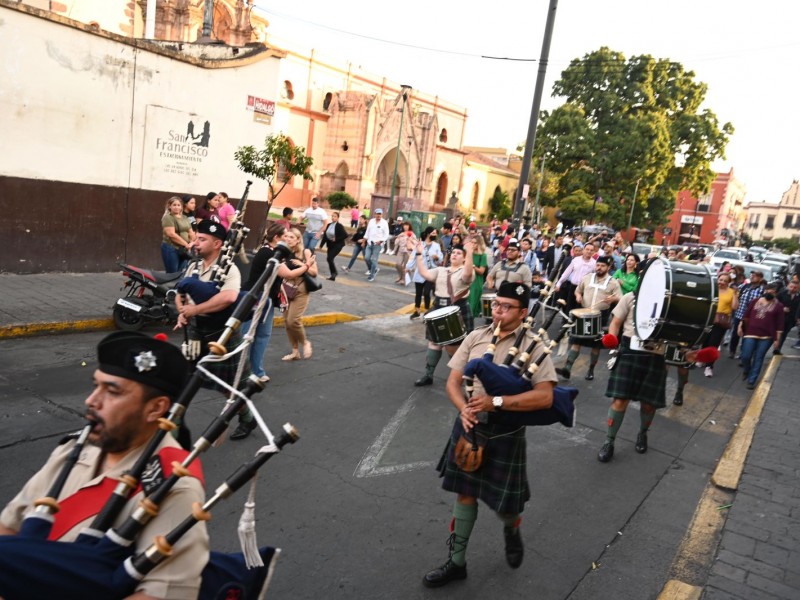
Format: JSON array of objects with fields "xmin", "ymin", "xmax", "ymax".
[{"xmin": 149, "ymin": 270, "xmax": 184, "ymax": 284}]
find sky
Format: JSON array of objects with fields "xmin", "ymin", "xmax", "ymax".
[{"xmin": 253, "ymin": 0, "xmax": 800, "ymax": 204}]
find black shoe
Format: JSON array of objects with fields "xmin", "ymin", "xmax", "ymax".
[
  {"xmin": 422, "ymin": 559, "xmax": 467, "ymax": 588},
  {"xmin": 504, "ymin": 527, "xmax": 524, "ymax": 569},
  {"xmin": 598, "ymin": 441, "xmax": 614, "ymax": 463},
  {"xmin": 773, "ymin": 350, "xmax": 782, "ymax": 356},
  {"xmin": 556, "ymin": 367, "xmax": 571, "ymax": 380},
  {"xmin": 415, "ymin": 375, "xmax": 434, "ymax": 386},
  {"xmin": 326, "ymin": 276, "xmax": 336, "ymax": 281},
  {"xmin": 585, "ymin": 369, "xmax": 594, "ymax": 381},
  {"xmin": 672, "ymin": 393, "xmax": 683, "ymax": 406},
  {"xmin": 635, "ymin": 431, "xmax": 648, "ymax": 454},
  {"xmin": 746, "ymin": 381, "xmax": 756, "ymax": 390},
  {"xmin": 230, "ymin": 419, "xmax": 257, "ymax": 440},
  {"xmin": 410, "ymin": 311, "xmax": 421, "ymax": 320}
]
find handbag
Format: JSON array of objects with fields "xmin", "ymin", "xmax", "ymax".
[
  {"xmin": 713, "ymin": 312, "xmax": 731, "ymax": 329},
  {"xmin": 282, "ymin": 282, "xmax": 298, "ymax": 301},
  {"xmin": 303, "ymin": 272, "xmax": 323, "ymax": 293}
]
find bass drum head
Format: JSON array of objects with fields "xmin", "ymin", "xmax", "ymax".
[{"xmin": 635, "ymin": 258, "xmax": 667, "ymax": 340}]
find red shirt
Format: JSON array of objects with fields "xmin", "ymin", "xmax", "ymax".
[{"xmin": 743, "ymin": 299, "xmax": 785, "ymax": 341}]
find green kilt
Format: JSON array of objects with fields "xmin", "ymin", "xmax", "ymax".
[
  {"xmin": 605, "ymin": 349, "xmax": 666, "ymax": 408},
  {"xmin": 437, "ymin": 417, "xmax": 530, "ymax": 514},
  {"xmin": 190, "ymin": 322, "xmax": 250, "ymax": 394},
  {"xmin": 568, "ymin": 334, "xmax": 603, "ymax": 348}
]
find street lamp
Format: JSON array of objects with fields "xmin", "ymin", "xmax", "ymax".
[{"xmin": 388, "ymin": 85, "xmax": 412, "ymax": 219}]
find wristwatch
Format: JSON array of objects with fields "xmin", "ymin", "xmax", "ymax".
[{"xmin": 492, "ymin": 396, "xmax": 504, "ymax": 410}]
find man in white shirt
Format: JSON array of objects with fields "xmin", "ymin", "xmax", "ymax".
[
  {"xmin": 302, "ymin": 197, "xmax": 330, "ymax": 251},
  {"xmin": 364, "ymin": 208, "xmax": 390, "ymax": 282}
]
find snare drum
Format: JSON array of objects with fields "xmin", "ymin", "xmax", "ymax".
[
  {"xmin": 635, "ymin": 257, "xmax": 717, "ymax": 346},
  {"xmin": 423, "ymin": 306, "xmax": 466, "ymax": 346},
  {"xmin": 570, "ymin": 308, "xmax": 602, "ymax": 339},
  {"xmin": 481, "ymin": 293, "xmax": 496, "ymax": 319},
  {"xmin": 663, "ymin": 343, "xmax": 691, "ymax": 367}
]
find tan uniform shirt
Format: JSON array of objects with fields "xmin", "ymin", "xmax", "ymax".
[
  {"xmin": 0, "ymin": 436, "xmax": 208, "ymax": 600},
  {"xmin": 448, "ymin": 323, "xmax": 558, "ymax": 397},
  {"xmin": 612, "ymin": 292, "xmax": 637, "ymax": 338},
  {"xmin": 433, "ymin": 266, "xmax": 474, "ymax": 299},
  {"xmin": 488, "ymin": 259, "xmax": 533, "ymax": 289},
  {"xmin": 576, "ymin": 272, "xmax": 621, "ymax": 311}
]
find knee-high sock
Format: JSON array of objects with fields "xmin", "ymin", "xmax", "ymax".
[
  {"xmin": 564, "ymin": 349, "xmax": 580, "ymax": 372},
  {"xmin": 426, "ymin": 348, "xmax": 443, "ymax": 377},
  {"xmin": 677, "ymin": 368, "xmax": 689, "ymax": 394},
  {"xmin": 606, "ymin": 408, "xmax": 625, "ymax": 443},
  {"xmin": 640, "ymin": 406, "xmax": 656, "ymax": 432},
  {"xmin": 498, "ymin": 512, "xmax": 521, "ymax": 530},
  {"xmin": 450, "ymin": 501, "xmax": 478, "ymax": 567},
  {"xmin": 589, "ymin": 349, "xmax": 600, "ymax": 369}
]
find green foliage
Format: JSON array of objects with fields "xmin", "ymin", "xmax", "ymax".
[
  {"xmin": 557, "ymin": 189, "xmax": 609, "ymax": 222},
  {"xmin": 488, "ymin": 187, "xmax": 512, "ymax": 220},
  {"xmin": 326, "ymin": 191, "xmax": 357, "ymax": 210},
  {"xmin": 533, "ymin": 47, "xmax": 733, "ymax": 231},
  {"xmin": 760, "ymin": 238, "xmax": 800, "ymax": 254},
  {"xmin": 234, "ymin": 133, "xmax": 314, "ymax": 210}
]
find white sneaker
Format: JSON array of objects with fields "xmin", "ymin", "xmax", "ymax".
[{"xmin": 704, "ymin": 366, "xmax": 713, "ymax": 378}]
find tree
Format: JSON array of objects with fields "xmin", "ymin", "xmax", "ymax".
[
  {"xmin": 327, "ymin": 191, "xmax": 357, "ymax": 210},
  {"xmin": 234, "ymin": 133, "xmax": 314, "ymax": 215},
  {"xmin": 533, "ymin": 47, "xmax": 733, "ymax": 231},
  {"xmin": 488, "ymin": 186, "xmax": 512, "ymax": 220},
  {"xmin": 556, "ymin": 189, "xmax": 609, "ymax": 223}
]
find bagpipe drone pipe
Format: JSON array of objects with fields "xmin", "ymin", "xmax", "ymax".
[{"xmin": 463, "ymin": 307, "xmax": 579, "ymax": 429}]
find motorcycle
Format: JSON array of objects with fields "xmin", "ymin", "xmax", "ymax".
[{"xmin": 112, "ymin": 263, "xmax": 183, "ymax": 331}]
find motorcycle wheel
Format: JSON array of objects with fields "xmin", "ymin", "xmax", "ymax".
[{"xmin": 113, "ymin": 305, "xmax": 145, "ymax": 331}]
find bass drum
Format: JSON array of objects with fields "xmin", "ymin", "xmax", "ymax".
[{"xmin": 634, "ymin": 257, "xmax": 717, "ymax": 347}]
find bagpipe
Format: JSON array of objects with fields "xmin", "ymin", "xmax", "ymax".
[{"xmin": 0, "ymin": 259, "xmax": 300, "ymax": 600}]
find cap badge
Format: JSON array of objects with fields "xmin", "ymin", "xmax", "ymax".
[
  {"xmin": 134, "ymin": 350, "xmax": 157, "ymax": 372},
  {"xmin": 516, "ymin": 285, "xmax": 524, "ymax": 296}
]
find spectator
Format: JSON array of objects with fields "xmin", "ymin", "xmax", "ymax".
[
  {"xmin": 519, "ymin": 237, "xmax": 539, "ymax": 272},
  {"xmin": 195, "ymin": 191, "xmax": 222, "ymax": 225},
  {"xmin": 322, "ymin": 211, "xmax": 349, "ymax": 281},
  {"xmin": 613, "ymin": 253, "xmax": 641, "ymax": 295},
  {"xmin": 408, "ymin": 227, "xmax": 443, "ymax": 319},
  {"xmin": 302, "ymin": 197, "xmax": 329, "ymax": 251},
  {"xmin": 701, "ymin": 273, "xmax": 738, "ymax": 377},
  {"xmin": 386, "ymin": 216, "xmax": 404, "ymax": 255},
  {"xmin": 161, "ymin": 195, "xmax": 195, "ymax": 273},
  {"xmin": 440, "ymin": 223, "xmax": 454, "ymax": 255},
  {"xmin": 216, "ymin": 191, "xmax": 236, "ymax": 231},
  {"xmin": 364, "ymin": 208, "xmax": 390, "ymax": 282},
  {"xmin": 342, "ymin": 215, "xmax": 368, "ymax": 274},
  {"xmin": 467, "ymin": 232, "xmax": 489, "ymax": 318},
  {"xmin": 350, "ymin": 205, "xmax": 360, "ymax": 228},
  {"xmin": 729, "ymin": 270, "xmax": 765, "ymax": 358},
  {"xmin": 555, "ymin": 242, "xmax": 597, "ymax": 313},
  {"xmin": 276, "ymin": 206, "xmax": 294, "ymax": 230},
  {"xmin": 394, "ymin": 221, "xmax": 417, "ymax": 285},
  {"xmin": 739, "ymin": 282, "xmax": 784, "ymax": 389},
  {"xmin": 776, "ymin": 280, "xmax": 800, "ymax": 353},
  {"xmin": 281, "ymin": 228, "xmax": 318, "ymax": 361},
  {"xmin": 181, "ymin": 195, "xmax": 197, "ymax": 231}
]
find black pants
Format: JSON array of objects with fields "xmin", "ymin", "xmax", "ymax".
[
  {"xmin": 326, "ymin": 241, "xmax": 345, "ymax": 278},
  {"xmin": 414, "ymin": 281, "xmax": 433, "ymax": 311}
]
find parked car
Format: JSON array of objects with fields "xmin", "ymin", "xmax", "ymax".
[
  {"xmin": 762, "ymin": 252, "xmax": 792, "ymax": 266},
  {"xmin": 748, "ymin": 245, "xmax": 769, "ymax": 261},
  {"xmin": 709, "ymin": 248, "xmax": 747, "ymax": 270}
]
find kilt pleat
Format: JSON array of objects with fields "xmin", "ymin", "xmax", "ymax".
[
  {"xmin": 191, "ymin": 325, "xmax": 250, "ymax": 393},
  {"xmin": 437, "ymin": 417, "xmax": 530, "ymax": 514},
  {"xmin": 605, "ymin": 350, "xmax": 666, "ymax": 407}
]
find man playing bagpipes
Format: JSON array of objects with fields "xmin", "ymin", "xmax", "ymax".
[
  {"xmin": 0, "ymin": 331, "xmax": 208, "ymax": 600},
  {"xmin": 423, "ymin": 282, "xmax": 558, "ymax": 588},
  {"xmin": 174, "ymin": 219, "xmax": 254, "ymax": 439}
]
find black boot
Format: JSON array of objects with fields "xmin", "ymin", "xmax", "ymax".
[
  {"xmin": 672, "ymin": 392, "xmax": 683, "ymax": 406},
  {"xmin": 422, "ymin": 560, "xmax": 467, "ymax": 588},
  {"xmin": 230, "ymin": 419, "xmax": 257, "ymax": 440},
  {"xmin": 556, "ymin": 367, "xmax": 571, "ymax": 379},
  {"xmin": 635, "ymin": 431, "xmax": 648, "ymax": 454},
  {"xmin": 597, "ymin": 441, "xmax": 614, "ymax": 463},
  {"xmin": 504, "ymin": 527, "xmax": 524, "ymax": 568},
  {"xmin": 585, "ymin": 366, "xmax": 595, "ymax": 381},
  {"xmin": 415, "ymin": 375, "xmax": 433, "ymax": 386}
]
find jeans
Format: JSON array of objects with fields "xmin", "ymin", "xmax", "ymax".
[
  {"xmin": 347, "ymin": 243, "xmax": 365, "ymax": 269},
  {"xmin": 303, "ymin": 230, "xmax": 320, "ymax": 251},
  {"xmin": 161, "ymin": 242, "xmax": 181, "ymax": 273},
  {"xmin": 740, "ymin": 337, "xmax": 773, "ymax": 385},
  {"xmin": 243, "ymin": 302, "xmax": 275, "ymax": 378},
  {"xmin": 364, "ymin": 243, "xmax": 381, "ymax": 278}
]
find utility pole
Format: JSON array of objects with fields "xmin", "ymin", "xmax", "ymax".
[
  {"xmin": 512, "ymin": 0, "xmax": 559, "ymax": 230},
  {"xmin": 532, "ymin": 152, "xmax": 546, "ymax": 225},
  {"xmin": 625, "ymin": 178, "xmax": 641, "ymax": 243},
  {"xmin": 388, "ymin": 85, "xmax": 411, "ymax": 220}
]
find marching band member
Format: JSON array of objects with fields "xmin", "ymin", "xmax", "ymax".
[
  {"xmin": 422, "ymin": 282, "xmax": 556, "ymax": 587},
  {"xmin": 485, "ymin": 239, "xmax": 532, "ymax": 291},
  {"xmin": 557, "ymin": 255, "xmax": 621, "ymax": 381},
  {"xmin": 412, "ymin": 240, "xmax": 475, "ymax": 386},
  {"xmin": 0, "ymin": 332, "xmax": 208, "ymax": 600}
]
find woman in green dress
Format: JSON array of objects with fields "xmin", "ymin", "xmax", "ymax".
[
  {"xmin": 468, "ymin": 232, "xmax": 489, "ymax": 319},
  {"xmin": 613, "ymin": 252, "xmax": 641, "ymax": 295}
]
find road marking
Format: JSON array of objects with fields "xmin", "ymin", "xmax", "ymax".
[{"xmin": 354, "ymin": 392, "xmax": 435, "ymax": 478}]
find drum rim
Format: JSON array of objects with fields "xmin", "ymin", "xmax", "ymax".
[{"xmin": 423, "ymin": 305, "xmax": 461, "ymax": 319}]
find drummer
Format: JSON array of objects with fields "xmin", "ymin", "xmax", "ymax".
[
  {"xmin": 556, "ymin": 255, "xmax": 621, "ymax": 381},
  {"xmin": 486, "ymin": 239, "xmax": 532, "ymax": 291},
  {"xmin": 413, "ymin": 240, "xmax": 475, "ymax": 386}
]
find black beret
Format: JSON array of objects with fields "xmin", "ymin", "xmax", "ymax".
[
  {"xmin": 497, "ymin": 281, "xmax": 531, "ymax": 307},
  {"xmin": 97, "ymin": 331, "xmax": 189, "ymax": 397},
  {"xmin": 197, "ymin": 219, "xmax": 226, "ymax": 241},
  {"xmin": 506, "ymin": 238, "xmax": 520, "ymax": 249},
  {"xmin": 596, "ymin": 255, "xmax": 614, "ymax": 266}
]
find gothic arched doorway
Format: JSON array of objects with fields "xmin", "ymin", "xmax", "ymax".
[
  {"xmin": 375, "ymin": 149, "xmax": 406, "ymax": 197},
  {"xmin": 435, "ymin": 172, "xmax": 448, "ymax": 208}
]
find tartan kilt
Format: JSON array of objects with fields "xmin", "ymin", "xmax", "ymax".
[
  {"xmin": 190, "ymin": 323, "xmax": 250, "ymax": 394},
  {"xmin": 605, "ymin": 350, "xmax": 667, "ymax": 408},
  {"xmin": 437, "ymin": 417, "xmax": 530, "ymax": 514},
  {"xmin": 568, "ymin": 334, "xmax": 603, "ymax": 348}
]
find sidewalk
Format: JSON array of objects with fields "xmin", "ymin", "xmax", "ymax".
[{"xmin": 0, "ymin": 246, "xmax": 411, "ymax": 338}]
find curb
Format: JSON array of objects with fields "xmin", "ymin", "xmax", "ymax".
[
  {"xmin": 0, "ymin": 318, "xmax": 115, "ymax": 339},
  {"xmin": 657, "ymin": 356, "xmax": 781, "ymax": 599}
]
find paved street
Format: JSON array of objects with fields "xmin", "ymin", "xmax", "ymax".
[{"xmin": 1, "ymin": 250, "xmax": 799, "ymax": 599}]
